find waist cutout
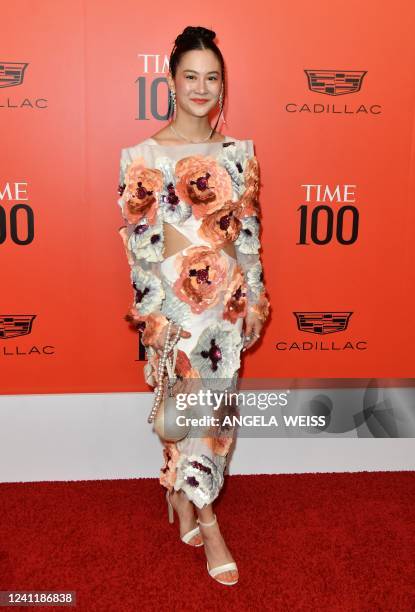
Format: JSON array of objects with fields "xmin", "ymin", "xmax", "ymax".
[{"xmin": 163, "ymin": 221, "xmax": 236, "ymax": 260}]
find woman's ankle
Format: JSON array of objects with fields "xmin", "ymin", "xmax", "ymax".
[
  {"xmin": 198, "ymin": 513, "xmax": 217, "ymax": 528},
  {"xmin": 198, "ymin": 521, "xmax": 223, "ymax": 541},
  {"xmin": 170, "ymin": 490, "xmax": 196, "ymax": 516}
]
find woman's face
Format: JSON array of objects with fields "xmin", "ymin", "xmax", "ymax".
[{"xmin": 170, "ymin": 48, "xmax": 222, "ymax": 118}]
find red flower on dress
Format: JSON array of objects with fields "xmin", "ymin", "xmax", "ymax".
[
  {"xmin": 198, "ymin": 200, "xmax": 242, "ymax": 248},
  {"xmin": 223, "ymin": 265, "xmax": 248, "ymax": 324},
  {"xmin": 121, "ymin": 157, "xmax": 163, "ymax": 225},
  {"xmin": 175, "ymin": 155, "xmax": 233, "ymax": 220},
  {"xmin": 172, "ymin": 246, "xmax": 229, "ymax": 314}
]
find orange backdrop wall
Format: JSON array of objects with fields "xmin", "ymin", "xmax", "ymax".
[{"xmin": 2, "ymin": 0, "xmax": 415, "ymax": 394}]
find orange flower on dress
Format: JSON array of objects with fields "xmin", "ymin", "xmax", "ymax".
[
  {"xmin": 144, "ymin": 349, "xmax": 161, "ymax": 386},
  {"xmin": 122, "ymin": 157, "xmax": 163, "ymax": 225},
  {"xmin": 141, "ymin": 312, "xmax": 169, "ymax": 348},
  {"xmin": 223, "ymin": 265, "xmax": 248, "ymax": 324},
  {"xmin": 244, "ymin": 156, "xmax": 260, "ymax": 194},
  {"xmin": 202, "ymin": 431, "xmax": 234, "ymax": 457},
  {"xmin": 124, "ymin": 305, "xmax": 146, "ymax": 326},
  {"xmin": 249, "ymin": 290, "xmax": 270, "ymax": 323},
  {"xmin": 235, "ymin": 156, "xmax": 261, "ymax": 219},
  {"xmin": 175, "ymin": 349, "xmax": 200, "ymax": 379},
  {"xmin": 235, "ymin": 191, "xmax": 260, "ymax": 219},
  {"xmin": 160, "ymin": 442, "xmax": 180, "ymax": 490},
  {"xmin": 124, "ymin": 306, "xmax": 169, "ymax": 350},
  {"xmin": 175, "ymin": 155, "xmax": 233, "ymax": 220},
  {"xmin": 198, "ymin": 200, "xmax": 242, "ymax": 248},
  {"xmin": 173, "ymin": 246, "xmax": 229, "ymax": 314}
]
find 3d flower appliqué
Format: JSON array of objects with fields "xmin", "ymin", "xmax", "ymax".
[
  {"xmin": 190, "ymin": 320, "xmax": 243, "ymax": 386},
  {"xmin": 174, "ymin": 454, "xmax": 225, "ymax": 508},
  {"xmin": 128, "ymin": 216, "xmax": 164, "ymax": 263},
  {"xmin": 160, "ymin": 442, "xmax": 181, "ymax": 490},
  {"xmin": 141, "ymin": 312, "xmax": 169, "ymax": 348},
  {"xmin": 175, "ymin": 155, "xmax": 233, "ymax": 220},
  {"xmin": 197, "ymin": 200, "xmax": 242, "ymax": 249},
  {"xmin": 121, "ymin": 157, "xmax": 163, "ymax": 225},
  {"xmin": 216, "ymin": 141, "xmax": 247, "ymax": 194},
  {"xmin": 130, "ymin": 266, "xmax": 165, "ymax": 315},
  {"xmin": 175, "ymin": 350, "xmax": 200, "ymax": 381},
  {"xmin": 160, "ymin": 280, "xmax": 193, "ymax": 328},
  {"xmin": 118, "ymin": 226, "xmax": 135, "ymax": 267},
  {"xmin": 172, "ymin": 246, "xmax": 229, "ymax": 314},
  {"xmin": 234, "ymin": 215, "xmax": 260, "ymax": 254},
  {"xmin": 155, "ymin": 156, "xmax": 192, "ymax": 225},
  {"xmin": 246, "ymin": 261, "xmax": 265, "ymax": 301},
  {"xmin": 217, "ymin": 145, "xmax": 261, "ymax": 218},
  {"xmin": 242, "ymin": 156, "xmax": 260, "ymax": 198},
  {"xmin": 222, "ymin": 265, "xmax": 248, "ymax": 324},
  {"xmin": 233, "ymin": 156, "xmax": 261, "ymax": 218}
]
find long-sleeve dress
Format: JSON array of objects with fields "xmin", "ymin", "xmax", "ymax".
[{"xmin": 117, "ymin": 135, "xmax": 270, "ymax": 508}]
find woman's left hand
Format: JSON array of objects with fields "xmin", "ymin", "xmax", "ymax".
[{"xmin": 242, "ymin": 311, "xmax": 264, "ymax": 351}]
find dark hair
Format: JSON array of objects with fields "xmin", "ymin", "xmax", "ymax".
[{"xmin": 168, "ymin": 26, "xmax": 226, "ymax": 137}]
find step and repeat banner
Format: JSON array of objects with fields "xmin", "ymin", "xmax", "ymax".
[{"xmin": 2, "ymin": 0, "xmax": 415, "ymax": 395}]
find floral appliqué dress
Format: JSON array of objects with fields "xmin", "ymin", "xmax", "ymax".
[{"xmin": 117, "ymin": 136, "xmax": 270, "ymax": 508}]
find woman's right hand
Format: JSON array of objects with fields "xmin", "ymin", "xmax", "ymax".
[{"xmin": 153, "ymin": 322, "xmax": 191, "ymax": 355}]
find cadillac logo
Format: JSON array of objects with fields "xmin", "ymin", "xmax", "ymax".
[
  {"xmin": 294, "ymin": 311, "xmax": 353, "ymax": 334},
  {"xmin": 0, "ymin": 314, "xmax": 36, "ymax": 338},
  {"xmin": 0, "ymin": 62, "xmax": 28, "ymax": 88},
  {"xmin": 304, "ymin": 70, "xmax": 367, "ymax": 96}
]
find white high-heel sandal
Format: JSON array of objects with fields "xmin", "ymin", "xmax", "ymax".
[
  {"xmin": 166, "ymin": 490, "xmax": 204, "ymax": 547},
  {"xmin": 197, "ymin": 514, "xmax": 239, "ymax": 586}
]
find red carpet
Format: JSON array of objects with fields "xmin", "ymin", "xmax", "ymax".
[{"xmin": 0, "ymin": 472, "xmax": 414, "ymax": 611}]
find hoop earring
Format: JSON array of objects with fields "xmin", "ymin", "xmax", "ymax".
[
  {"xmin": 219, "ymin": 87, "xmax": 226, "ymax": 125},
  {"xmin": 170, "ymin": 89, "xmax": 176, "ymax": 117}
]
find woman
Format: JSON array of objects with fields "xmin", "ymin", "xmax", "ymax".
[{"xmin": 117, "ymin": 26, "xmax": 270, "ymax": 586}]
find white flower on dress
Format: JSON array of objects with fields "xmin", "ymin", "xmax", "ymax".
[
  {"xmin": 246, "ymin": 261, "xmax": 265, "ymax": 300},
  {"xmin": 155, "ymin": 156, "xmax": 192, "ymax": 224},
  {"xmin": 173, "ymin": 453, "xmax": 225, "ymax": 508},
  {"xmin": 130, "ymin": 266, "xmax": 164, "ymax": 315},
  {"xmin": 190, "ymin": 321, "xmax": 243, "ymax": 390},
  {"xmin": 234, "ymin": 215, "xmax": 260, "ymax": 254},
  {"xmin": 216, "ymin": 141, "xmax": 248, "ymax": 197},
  {"xmin": 160, "ymin": 280, "xmax": 192, "ymax": 328},
  {"xmin": 128, "ymin": 216, "xmax": 164, "ymax": 263}
]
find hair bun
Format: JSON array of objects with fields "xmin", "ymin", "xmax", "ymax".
[{"xmin": 175, "ymin": 26, "xmax": 216, "ymax": 46}]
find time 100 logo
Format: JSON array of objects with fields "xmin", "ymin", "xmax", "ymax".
[
  {"xmin": 136, "ymin": 73, "xmax": 170, "ymax": 121},
  {"xmin": 298, "ymin": 184, "xmax": 359, "ymax": 245},
  {"xmin": 0, "ymin": 183, "xmax": 34, "ymax": 245}
]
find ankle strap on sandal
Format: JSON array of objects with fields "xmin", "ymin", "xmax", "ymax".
[{"xmin": 197, "ymin": 514, "xmax": 217, "ymax": 528}]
